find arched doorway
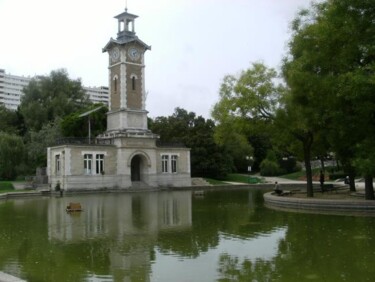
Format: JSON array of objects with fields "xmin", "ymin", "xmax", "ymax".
[{"xmin": 131, "ymin": 155, "xmax": 142, "ymax": 182}]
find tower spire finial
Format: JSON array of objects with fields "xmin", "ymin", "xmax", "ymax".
[{"xmin": 125, "ymin": 0, "xmax": 128, "ymax": 12}]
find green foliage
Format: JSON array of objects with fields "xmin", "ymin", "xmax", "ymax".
[
  {"xmin": 281, "ymin": 0, "xmax": 375, "ymax": 197},
  {"xmin": 61, "ymin": 104, "xmax": 108, "ymax": 138},
  {"xmin": 204, "ymin": 178, "xmax": 226, "ymax": 185},
  {"xmin": 26, "ymin": 122, "xmax": 62, "ymax": 169},
  {"xmin": 354, "ymin": 139, "xmax": 375, "ymax": 177},
  {"xmin": 0, "ymin": 132, "xmax": 25, "ymax": 180},
  {"xmin": 214, "ymin": 124, "xmax": 254, "ymax": 172},
  {"xmin": 150, "ymin": 108, "xmax": 233, "ymax": 178},
  {"xmin": 0, "ymin": 105, "xmax": 20, "ymax": 134},
  {"xmin": 19, "ymin": 69, "xmax": 90, "ymax": 132},
  {"xmin": 212, "ymin": 62, "xmax": 283, "ymax": 122},
  {"xmin": 0, "ymin": 181, "xmax": 14, "ymax": 191},
  {"xmin": 212, "ymin": 62, "xmax": 284, "ymax": 171},
  {"xmin": 260, "ymin": 151, "xmax": 282, "ymax": 176}
]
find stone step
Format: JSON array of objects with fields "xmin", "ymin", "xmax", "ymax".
[{"xmin": 191, "ymin": 178, "xmax": 211, "ymax": 186}]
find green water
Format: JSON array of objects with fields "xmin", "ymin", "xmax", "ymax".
[{"xmin": 0, "ymin": 189, "xmax": 374, "ymax": 282}]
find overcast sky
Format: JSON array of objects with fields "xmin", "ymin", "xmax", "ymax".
[{"xmin": 0, "ymin": 0, "xmax": 313, "ymax": 118}]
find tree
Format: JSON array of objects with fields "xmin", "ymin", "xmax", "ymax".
[
  {"xmin": 149, "ymin": 108, "xmax": 233, "ymax": 178},
  {"xmin": 0, "ymin": 132, "xmax": 25, "ymax": 180},
  {"xmin": 211, "ymin": 62, "xmax": 284, "ymax": 171},
  {"xmin": 274, "ymin": 93, "xmax": 315, "ymax": 196},
  {"xmin": 283, "ymin": 0, "xmax": 375, "ymax": 198},
  {"xmin": 0, "ymin": 105, "xmax": 19, "ymax": 134},
  {"xmin": 19, "ymin": 69, "xmax": 90, "ymax": 132},
  {"xmin": 61, "ymin": 104, "xmax": 108, "ymax": 138},
  {"xmin": 26, "ymin": 122, "xmax": 62, "ymax": 169},
  {"xmin": 212, "ymin": 62, "xmax": 282, "ymax": 123}
]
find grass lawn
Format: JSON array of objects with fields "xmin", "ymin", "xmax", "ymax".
[
  {"xmin": 0, "ymin": 181, "xmax": 15, "ymax": 193},
  {"xmin": 205, "ymin": 178, "xmax": 226, "ymax": 185},
  {"xmin": 280, "ymin": 171, "xmax": 307, "ymax": 180},
  {"xmin": 280, "ymin": 168, "xmax": 326, "ymax": 181}
]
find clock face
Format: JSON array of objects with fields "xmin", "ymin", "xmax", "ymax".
[
  {"xmin": 128, "ymin": 47, "xmax": 140, "ymax": 61},
  {"xmin": 111, "ymin": 47, "xmax": 120, "ymax": 62}
]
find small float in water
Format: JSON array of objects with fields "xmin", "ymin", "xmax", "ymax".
[{"xmin": 66, "ymin": 202, "xmax": 83, "ymax": 212}]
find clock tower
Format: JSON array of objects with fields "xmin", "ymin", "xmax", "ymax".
[
  {"xmin": 102, "ymin": 8, "xmax": 152, "ymax": 134},
  {"xmin": 47, "ymin": 6, "xmax": 191, "ymax": 191}
]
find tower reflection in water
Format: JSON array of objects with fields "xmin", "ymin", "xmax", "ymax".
[{"xmin": 47, "ymin": 191, "xmax": 192, "ymax": 281}]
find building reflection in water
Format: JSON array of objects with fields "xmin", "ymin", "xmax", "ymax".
[{"xmin": 47, "ymin": 191, "xmax": 192, "ymax": 281}]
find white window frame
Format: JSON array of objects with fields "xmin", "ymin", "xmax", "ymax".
[
  {"xmin": 161, "ymin": 154, "xmax": 179, "ymax": 174},
  {"xmin": 162, "ymin": 155, "xmax": 169, "ymax": 173},
  {"xmin": 82, "ymin": 151, "xmax": 107, "ymax": 175},
  {"xmin": 171, "ymin": 155, "xmax": 178, "ymax": 173},
  {"xmin": 55, "ymin": 154, "xmax": 61, "ymax": 175},
  {"xmin": 84, "ymin": 154, "xmax": 93, "ymax": 175},
  {"xmin": 96, "ymin": 154, "xmax": 104, "ymax": 174}
]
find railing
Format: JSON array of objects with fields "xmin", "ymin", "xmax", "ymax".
[
  {"xmin": 55, "ymin": 138, "xmax": 113, "ymax": 145},
  {"xmin": 55, "ymin": 138, "xmax": 186, "ymax": 147}
]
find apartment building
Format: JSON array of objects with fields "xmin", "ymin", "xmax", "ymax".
[
  {"xmin": 0, "ymin": 69, "xmax": 109, "ymax": 110},
  {"xmin": 84, "ymin": 85, "xmax": 109, "ymax": 106}
]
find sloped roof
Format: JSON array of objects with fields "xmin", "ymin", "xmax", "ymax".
[{"xmin": 102, "ymin": 37, "xmax": 151, "ymax": 53}]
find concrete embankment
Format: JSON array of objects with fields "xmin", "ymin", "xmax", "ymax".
[{"xmin": 264, "ymin": 192, "xmax": 375, "ymax": 215}]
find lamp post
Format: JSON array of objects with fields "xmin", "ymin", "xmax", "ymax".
[{"xmin": 246, "ymin": 156, "xmax": 253, "ymax": 183}]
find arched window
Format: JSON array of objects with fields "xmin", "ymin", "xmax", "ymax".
[
  {"xmin": 113, "ymin": 75, "xmax": 118, "ymax": 93},
  {"xmin": 130, "ymin": 74, "xmax": 138, "ymax": 91},
  {"xmin": 132, "ymin": 76, "xmax": 136, "ymax": 90}
]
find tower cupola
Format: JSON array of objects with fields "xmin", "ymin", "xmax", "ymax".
[{"xmin": 115, "ymin": 9, "xmax": 138, "ymax": 42}]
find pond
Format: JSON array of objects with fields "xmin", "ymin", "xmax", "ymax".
[{"xmin": 0, "ymin": 188, "xmax": 375, "ymax": 282}]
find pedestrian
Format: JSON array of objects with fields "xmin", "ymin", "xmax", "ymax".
[{"xmin": 274, "ymin": 181, "xmax": 283, "ymax": 196}]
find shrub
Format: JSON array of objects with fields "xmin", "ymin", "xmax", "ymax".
[
  {"xmin": 260, "ymin": 159, "xmax": 282, "ymax": 176},
  {"xmin": 0, "ymin": 132, "xmax": 25, "ymax": 180},
  {"xmin": 260, "ymin": 150, "xmax": 282, "ymax": 176}
]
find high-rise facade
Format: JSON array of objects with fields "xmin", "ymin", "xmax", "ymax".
[{"xmin": 0, "ymin": 69, "xmax": 109, "ymax": 110}]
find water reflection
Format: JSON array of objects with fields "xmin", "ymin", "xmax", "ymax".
[
  {"xmin": 48, "ymin": 191, "xmax": 192, "ymax": 242},
  {"xmin": 1, "ymin": 189, "xmax": 375, "ymax": 282},
  {"xmin": 46, "ymin": 191, "xmax": 192, "ymax": 281},
  {"xmin": 151, "ymin": 227, "xmax": 286, "ymax": 282}
]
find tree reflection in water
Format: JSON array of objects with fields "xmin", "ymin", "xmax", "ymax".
[{"xmin": 0, "ymin": 189, "xmax": 375, "ymax": 281}]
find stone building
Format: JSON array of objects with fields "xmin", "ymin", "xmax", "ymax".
[{"xmin": 47, "ymin": 8, "xmax": 191, "ymax": 191}]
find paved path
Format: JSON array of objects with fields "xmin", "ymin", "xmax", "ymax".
[
  {"xmin": 0, "ymin": 272, "xmax": 26, "ymax": 282},
  {"xmin": 260, "ymin": 176, "xmax": 309, "ymax": 185}
]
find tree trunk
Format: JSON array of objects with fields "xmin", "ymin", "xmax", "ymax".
[
  {"xmin": 303, "ymin": 135, "xmax": 314, "ymax": 197},
  {"xmin": 348, "ymin": 169, "xmax": 356, "ymax": 192},
  {"xmin": 364, "ymin": 175, "xmax": 375, "ymax": 200},
  {"xmin": 320, "ymin": 157, "xmax": 325, "ymax": 172}
]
